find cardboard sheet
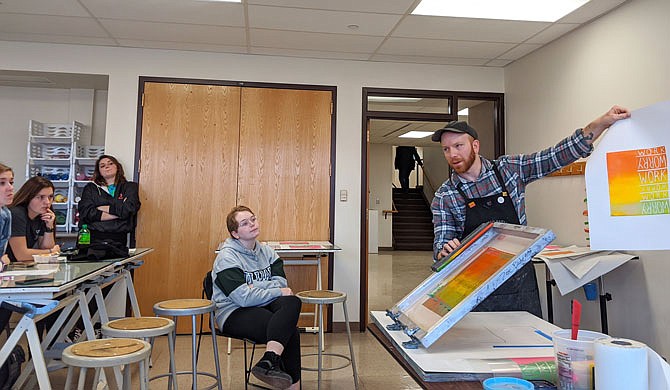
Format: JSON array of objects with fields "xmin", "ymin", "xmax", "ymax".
[
  {"xmin": 537, "ymin": 251, "xmax": 636, "ymax": 295},
  {"xmin": 371, "ymin": 310, "xmax": 559, "ymax": 376}
]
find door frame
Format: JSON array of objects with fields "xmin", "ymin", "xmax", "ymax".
[
  {"xmin": 134, "ymin": 76, "xmax": 338, "ymax": 328},
  {"xmin": 359, "ymin": 87, "xmax": 505, "ymax": 331}
]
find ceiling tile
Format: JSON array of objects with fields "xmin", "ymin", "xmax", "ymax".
[
  {"xmin": 246, "ymin": 0, "xmax": 415, "ymax": 14},
  {"xmin": 0, "ymin": 0, "xmax": 90, "ymax": 17},
  {"xmin": 526, "ymin": 23, "xmax": 580, "ymax": 44},
  {"xmin": 250, "ymin": 47, "xmax": 370, "ymax": 61},
  {"xmin": 248, "ymin": 5, "xmax": 402, "ymax": 36},
  {"xmin": 79, "ymin": 0, "xmax": 244, "ymax": 27},
  {"xmin": 485, "ymin": 59, "xmax": 514, "ymax": 67},
  {"xmin": 496, "ymin": 43, "xmax": 543, "ymax": 60},
  {"xmin": 394, "ymin": 15, "xmax": 549, "ymax": 43},
  {"xmin": 0, "ymin": 32, "xmax": 117, "ymax": 46},
  {"xmin": 116, "ymin": 39, "xmax": 248, "ymax": 54},
  {"xmin": 370, "ymin": 54, "xmax": 489, "ymax": 66},
  {"xmin": 379, "ymin": 37, "xmax": 515, "ymax": 59},
  {"xmin": 99, "ymin": 19, "xmax": 246, "ymax": 45},
  {"xmin": 0, "ymin": 14, "xmax": 109, "ymax": 37},
  {"xmin": 250, "ymin": 29, "xmax": 384, "ymax": 53},
  {"xmin": 559, "ymin": 0, "xmax": 627, "ymax": 23}
]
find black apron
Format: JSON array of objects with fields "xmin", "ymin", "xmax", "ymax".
[{"xmin": 455, "ymin": 164, "xmax": 542, "ymax": 317}]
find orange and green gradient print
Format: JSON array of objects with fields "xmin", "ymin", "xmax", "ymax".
[
  {"xmin": 423, "ymin": 247, "xmax": 514, "ymax": 316},
  {"xmin": 606, "ymin": 146, "xmax": 669, "ymax": 216}
]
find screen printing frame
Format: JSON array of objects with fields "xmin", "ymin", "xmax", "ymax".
[{"xmin": 387, "ymin": 222, "xmax": 555, "ymax": 348}]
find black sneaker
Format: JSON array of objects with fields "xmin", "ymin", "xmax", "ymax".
[{"xmin": 251, "ymin": 351, "xmax": 292, "ymax": 389}]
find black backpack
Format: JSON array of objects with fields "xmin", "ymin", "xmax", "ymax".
[{"xmin": 0, "ymin": 345, "xmax": 25, "ymax": 390}]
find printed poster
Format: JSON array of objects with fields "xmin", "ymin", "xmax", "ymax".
[{"xmin": 586, "ymin": 100, "xmax": 670, "ymax": 250}]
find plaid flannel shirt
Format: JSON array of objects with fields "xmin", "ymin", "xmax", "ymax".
[{"xmin": 431, "ymin": 128, "xmax": 593, "ymax": 259}]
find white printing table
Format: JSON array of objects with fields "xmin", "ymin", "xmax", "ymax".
[{"xmin": 0, "ymin": 248, "xmax": 153, "ymax": 389}]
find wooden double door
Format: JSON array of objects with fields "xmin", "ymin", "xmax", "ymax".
[{"xmin": 134, "ymin": 81, "xmax": 334, "ymax": 331}]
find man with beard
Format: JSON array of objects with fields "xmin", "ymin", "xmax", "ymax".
[{"xmin": 430, "ymin": 106, "xmax": 630, "ymax": 316}]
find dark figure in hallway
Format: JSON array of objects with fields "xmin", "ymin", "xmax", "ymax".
[{"xmin": 394, "ymin": 146, "xmax": 422, "ymax": 192}]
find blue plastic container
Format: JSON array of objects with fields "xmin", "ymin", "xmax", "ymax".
[{"xmin": 483, "ymin": 377, "xmax": 534, "ymax": 390}]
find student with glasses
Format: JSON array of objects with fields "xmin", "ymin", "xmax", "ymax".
[
  {"xmin": 6, "ymin": 176, "xmax": 60, "ymax": 262},
  {"xmin": 211, "ymin": 205, "xmax": 302, "ymax": 390}
]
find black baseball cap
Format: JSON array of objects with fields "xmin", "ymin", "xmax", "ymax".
[{"xmin": 431, "ymin": 121, "xmax": 478, "ymax": 142}]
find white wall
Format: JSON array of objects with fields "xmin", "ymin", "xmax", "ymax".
[
  {"xmin": 0, "ymin": 86, "xmax": 106, "ymax": 188},
  {"xmin": 505, "ymin": 0, "xmax": 670, "ymax": 355},
  {"xmin": 369, "ymin": 143, "xmax": 393, "ymax": 248},
  {"xmin": 1, "ymin": 41, "xmax": 504, "ymax": 322}
]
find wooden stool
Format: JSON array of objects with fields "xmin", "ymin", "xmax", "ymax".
[
  {"xmin": 102, "ymin": 317, "xmax": 178, "ymax": 389},
  {"xmin": 153, "ymin": 299, "xmax": 222, "ymax": 390},
  {"xmin": 62, "ymin": 338, "xmax": 151, "ymax": 390},
  {"xmin": 295, "ymin": 290, "xmax": 359, "ymax": 390}
]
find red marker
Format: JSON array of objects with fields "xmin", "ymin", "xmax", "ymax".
[{"xmin": 571, "ymin": 299, "xmax": 582, "ymax": 340}]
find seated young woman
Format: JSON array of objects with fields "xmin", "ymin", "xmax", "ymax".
[
  {"xmin": 77, "ymin": 155, "xmax": 140, "ymax": 246},
  {"xmin": 0, "ymin": 163, "xmax": 15, "ymax": 332},
  {"xmin": 6, "ymin": 176, "xmax": 60, "ymax": 262},
  {"xmin": 5, "ymin": 175, "xmax": 61, "ymax": 336},
  {"xmin": 212, "ymin": 205, "xmax": 302, "ymax": 390}
]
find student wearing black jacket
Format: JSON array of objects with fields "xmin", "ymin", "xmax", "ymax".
[{"xmin": 78, "ymin": 155, "xmax": 140, "ymax": 247}]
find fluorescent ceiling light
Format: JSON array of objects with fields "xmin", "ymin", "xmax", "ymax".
[
  {"xmin": 368, "ymin": 97, "xmax": 422, "ymax": 103},
  {"xmin": 198, "ymin": 0, "xmax": 241, "ymax": 3},
  {"xmin": 458, "ymin": 108, "xmax": 469, "ymax": 116},
  {"xmin": 412, "ymin": 0, "xmax": 590, "ymax": 22},
  {"xmin": 400, "ymin": 131, "xmax": 433, "ymax": 139}
]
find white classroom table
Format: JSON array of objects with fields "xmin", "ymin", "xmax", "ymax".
[{"xmin": 0, "ymin": 248, "xmax": 153, "ymax": 389}]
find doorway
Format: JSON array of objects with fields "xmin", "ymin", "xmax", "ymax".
[{"xmin": 360, "ymin": 88, "xmax": 505, "ymax": 330}]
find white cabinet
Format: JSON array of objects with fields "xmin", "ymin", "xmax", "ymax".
[{"xmin": 26, "ymin": 120, "xmax": 103, "ymax": 235}]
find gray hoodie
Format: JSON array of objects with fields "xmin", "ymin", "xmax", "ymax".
[{"xmin": 211, "ymin": 237, "xmax": 288, "ymax": 330}]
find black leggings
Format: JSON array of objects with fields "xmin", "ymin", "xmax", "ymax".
[{"xmin": 221, "ymin": 296, "xmax": 302, "ymax": 383}]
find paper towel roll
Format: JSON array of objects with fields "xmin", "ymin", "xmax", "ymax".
[{"xmin": 594, "ymin": 338, "xmax": 648, "ymax": 390}]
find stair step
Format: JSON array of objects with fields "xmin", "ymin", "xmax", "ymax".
[{"xmin": 391, "ymin": 187, "xmax": 434, "ymax": 251}]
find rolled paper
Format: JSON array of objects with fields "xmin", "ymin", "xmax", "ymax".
[{"xmin": 594, "ymin": 338, "xmax": 648, "ymax": 390}]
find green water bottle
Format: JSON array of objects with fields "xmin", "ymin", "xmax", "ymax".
[{"xmin": 78, "ymin": 224, "xmax": 91, "ymax": 246}]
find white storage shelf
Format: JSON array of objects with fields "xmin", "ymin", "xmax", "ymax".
[{"xmin": 26, "ymin": 120, "xmax": 103, "ymax": 234}]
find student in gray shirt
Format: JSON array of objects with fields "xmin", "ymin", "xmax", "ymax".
[{"xmin": 212, "ymin": 205, "xmax": 301, "ymax": 390}]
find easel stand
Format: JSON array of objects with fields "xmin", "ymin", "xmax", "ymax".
[
  {"xmin": 544, "ymin": 268, "xmax": 612, "ymax": 334},
  {"xmin": 598, "ymin": 275, "xmax": 612, "ymax": 334}
]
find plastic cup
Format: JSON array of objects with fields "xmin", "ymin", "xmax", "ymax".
[
  {"xmin": 552, "ymin": 329, "xmax": 610, "ymax": 390},
  {"xmin": 582, "ymin": 282, "xmax": 598, "ymax": 301},
  {"xmin": 483, "ymin": 377, "xmax": 533, "ymax": 390}
]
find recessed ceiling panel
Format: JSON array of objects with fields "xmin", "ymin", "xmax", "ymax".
[
  {"xmin": 250, "ymin": 47, "xmax": 370, "ymax": 61},
  {"xmin": 80, "ymin": 0, "xmax": 245, "ymax": 26},
  {"xmin": 380, "ymin": 37, "xmax": 515, "ymax": 58},
  {"xmin": 117, "ymin": 39, "xmax": 248, "ymax": 54},
  {"xmin": 370, "ymin": 54, "xmax": 488, "ymax": 66},
  {"xmin": 497, "ymin": 43, "xmax": 543, "ymax": 60},
  {"xmin": 394, "ymin": 16, "xmax": 549, "ymax": 43},
  {"xmin": 250, "ymin": 29, "xmax": 385, "ymax": 53},
  {"xmin": 526, "ymin": 23, "xmax": 581, "ymax": 44},
  {"xmin": 246, "ymin": 0, "xmax": 415, "ymax": 14},
  {"xmin": 100, "ymin": 19, "xmax": 246, "ymax": 45},
  {"xmin": 248, "ymin": 5, "xmax": 401, "ymax": 36},
  {"xmin": 0, "ymin": 0, "xmax": 90, "ymax": 17},
  {"xmin": 0, "ymin": 14, "xmax": 109, "ymax": 36}
]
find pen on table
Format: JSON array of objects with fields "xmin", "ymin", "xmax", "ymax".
[
  {"xmin": 492, "ymin": 344, "xmax": 553, "ymax": 348},
  {"xmin": 535, "ymin": 329, "xmax": 553, "ymax": 341}
]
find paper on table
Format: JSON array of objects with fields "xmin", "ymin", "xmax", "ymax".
[
  {"xmin": 537, "ymin": 245, "xmax": 597, "ymax": 259},
  {"xmin": 540, "ymin": 253, "xmax": 635, "ymax": 295},
  {"xmin": 1, "ymin": 264, "xmax": 59, "ymax": 277}
]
